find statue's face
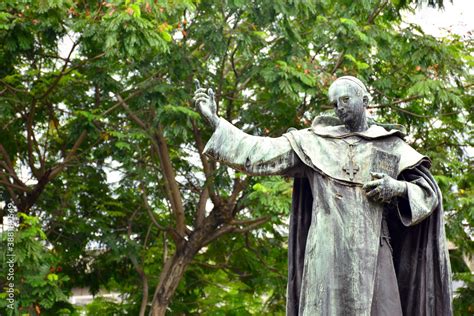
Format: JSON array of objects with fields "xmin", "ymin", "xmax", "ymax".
[{"xmin": 329, "ymin": 82, "xmax": 367, "ymax": 127}]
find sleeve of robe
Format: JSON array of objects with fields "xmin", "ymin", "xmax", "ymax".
[
  {"xmin": 388, "ymin": 164, "xmax": 452, "ymax": 316},
  {"xmin": 203, "ymin": 118, "xmax": 303, "ymax": 176},
  {"xmin": 396, "ymin": 164, "xmax": 439, "ymax": 226}
]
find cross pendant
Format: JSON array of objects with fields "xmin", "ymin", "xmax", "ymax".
[{"xmin": 342, "ymin": 144, "xmax": 359, "ymax": 181}]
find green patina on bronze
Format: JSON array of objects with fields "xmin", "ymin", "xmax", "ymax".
[{"xmin": 194, "ymin": 76, "xmax": 452, "ymax": 316}]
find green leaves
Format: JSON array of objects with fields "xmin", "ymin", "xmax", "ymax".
[
  {"xmin": 102, "ymin": 10, "xmax": 169, "ymax": 58},
  {"xmin": 158, "ymin": 104, "xmax": 201, "ymax": 121},
  {"xmin": 344, "ymin": 54, "xmax": 370, "ymax": 70},
  {"xmin": 0, "ymin": 0, "xmax": 472, "ymax": 314},
  {"xmin": 247, "ymin": 177, "xmax": 293, "ymax": 218},
  {"xmin": 0, "ymin": 213, "xmax": 70, "ymax": 312},
  {"xmin": 0, "ymin": 11, "xmax": 13, "ymax": 30}
]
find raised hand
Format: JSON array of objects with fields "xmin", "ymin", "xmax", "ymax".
[
  {"xmin": 193, "ymin": 79, "xmax": 219, "ymax": 128},
  {"xmin": 362, "ymin": 172, "xmax": 407, "ymax": 203}
]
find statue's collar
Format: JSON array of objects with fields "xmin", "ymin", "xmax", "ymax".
[{"xmin": 310, "ymin": 115, "xmax": 406, "ymax": 139}]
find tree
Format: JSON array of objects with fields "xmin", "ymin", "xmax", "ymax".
[{"xmin": 0, "ymin": 0, "xmax": 472, "ymax": 315}]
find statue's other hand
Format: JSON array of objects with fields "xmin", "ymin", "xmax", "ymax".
[
  {"xmin": 362, "ymin": 172, "xmax": 407, "ymax": 203},
  {"xmin": 193, "ymin": 79, "xmax": 219, "ymax": 128}
]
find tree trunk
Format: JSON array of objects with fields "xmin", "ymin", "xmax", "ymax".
[
  {"xmin": 149, "ymin": 252, "xmax": 194, "ymax": 316},
  {"xmin": 151, "ymin": 305, "xmax": 167, "ymax": 316},
  {"xmin": 139, "ymin": 274, "xmax": 149, "ymax": 316},
  {"xmin": 149, "ymin": 213, "xmax": 222, "ymax": 314},
  {"xmin": 149, "ymin": 206, "xmax": 233, "ymax": 315}
]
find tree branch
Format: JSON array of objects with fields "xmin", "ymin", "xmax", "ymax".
[
  {"xmin": 17, "ymin": 169, "xmax": 52, "ymax": 212},
  {"xmin": 233, "ymin": 216, "xmax": 270, "ymax": 233},
  {"xmin": 191, "ymin": 120, "xmax": 219, "ymax": 207},
  {"xmin": 140, "ymin": 183, "xmax": 168, "ymax": 232},
  {"xmin": 152, "ymin": 124, "xmax": 187, "ymax": 240},
  {"xmin": 331, "ymin": 49, "xmax": 346, "ymax": 74},
  {"xmin": 0, "ymin": 173, "xmax": 20, "ymax": 206},
  {"xmin": 367, "ymin": 0, "xmax": 390, "ymax": 24},
  {"xmin": 116, "ymin": 95, "xmax": 187, "ymax": 242},
  {"xmin": 115, "ymin": 94, "xmax": 148, "ymax": 129},
  {"xmin": 229, "ymin": 176, "xmax": 248, "ymax": 208},
  {"xmin": 386, "ymin": 95, "xmax": 421, "ymax": 106},
  {"xmin": 101, "ymin": 75, "xmax": 163, "ymax": 117},
  {"xmin": 25, "ymin": 103, "xmax": 41, "ymax": 178},
  {"xmin": 369, "ymin": 95, "xmax": 458, "ymax": 118},
  {"xmin": 36, "ymin": 45, "xmax": 105, "ymax": 102},
  {"xmin": 195, "ymin": 187, "xmax": 209, "ymax": 227},
  {"xmin": 1, "ymin": 115, "xmax": 86, "ymax": 211},
  {"xmin": 201, "ymin": 215, "xmax": 270, "ymax": 246},
  {"xmin": 193, "ymin": 261, "xmax": 230, "ymax": 270},
  {"xmin": 0, "ymin": 79, "xmax": 28, "ymax": 94},
  {"xmin": 38, "ymin": 41, "xmax": 79, "ymax": 100},
  {"xmin": 0, "ymin": 180, "xmax": 29, "ymax": 192},
  {"xmin": 201, "ymin": 224, "xmax": 235, "ymax": 246},
  {"xmin": 144, "ymin": 223, "xmax": 153, "ymax": 248},
  {"xmin": 230, "ymin": 46, "xmax": 240, "ymax": 80},
  {"xmin": 0, "ymin": 145, "xmax": 27, "ymax": 189},
  {"xmin": 49, "ymin": 130, "xmax": 88, "ymax": 180},
  {"xmin": 127, "ymin": 209, "xmax": 149, "ymax": 316},
  {"xmin": 231, "ymin": 216, "xmax": 270, "ymax": 227},
  {"xmin": 244, "ymin": 234, "xmax": 285, "ymax": 276}
]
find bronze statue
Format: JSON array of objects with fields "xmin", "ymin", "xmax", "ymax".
[{"xmin": 194, "ymin": 76, "xmax": 452, "ymax": 315}]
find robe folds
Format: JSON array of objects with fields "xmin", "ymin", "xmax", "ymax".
[{"xmin": 203, "ymin": 117, "xmax": 452, "ymax": 316}]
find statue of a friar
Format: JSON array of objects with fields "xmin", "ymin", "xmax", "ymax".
[{"xmin": 193, "ymin": 76, "xmax": 452, "ymax": 315}]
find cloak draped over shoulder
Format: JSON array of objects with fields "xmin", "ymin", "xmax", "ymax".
[{"xmin": 203, "ymin": 117, "xmax": 452, "ymax": 316}]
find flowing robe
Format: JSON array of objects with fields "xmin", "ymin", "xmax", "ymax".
[{"xmin": 203, "ymin": 118, "xmax": 452, "ymax": 316}]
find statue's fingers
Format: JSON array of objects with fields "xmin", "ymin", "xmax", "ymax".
[
  {"xmin": 193, "ymin": 89, "xmax": 208, "ymax": 99},
  {"xmin": 194, "ymin": 99, "xmax": 209, "ymax": 108},
  {"xmin": 193, "ymin": 88, "xmax": 207, "ymax": 99},
  {"xmin": 370, "ymin": 172, "xmax": 386, "ymax": 179},
  {"xmin": 362, "ymin": 179, "xmax": 382, "ymax": 191},
  {"xmin": 195, "ymin": 95, "xmax": 210, "ymax": 101},
  {"xmin": 366, "ymin": 187, "xmax": 381, "ymax": 198},
  {"xmin": 194, "ymin": 92, "xmax": 209, "ymax": 97},
  {"xmin": 207, "ymin": 89, "xmax": 217, "ymax": 113},
  {"xmin": 194, "ymin": 79, "xmax": 201, "ymax": 90},
  {"xmin": 377, "ymin": 190, "xmax": 389, "ymax": 203},
  {"xmin": 194, "ymin": 97, "xmax": 209, "ymax": 104}
]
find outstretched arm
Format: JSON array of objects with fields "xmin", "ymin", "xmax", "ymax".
[
  {"xmin": 203, "ymin": 118, "xmax": 301, "ymax": 176},
  {"xmin": 193, "ymin": 82, "xmax": 301, "ymax": 176}
]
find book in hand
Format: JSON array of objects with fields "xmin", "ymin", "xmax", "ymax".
[{"xmin": 370, "ymin": 148, "xmax": 400, "ymax": 179}]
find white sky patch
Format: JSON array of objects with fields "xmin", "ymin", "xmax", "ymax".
[
  {"xmin": 173, "ymin": 30, "xmax": 184, "ymax": 41},
  {"xmin": 103, "ymin": 158, "xmax": 124, "ymax": 187},
  {"xmin": 402, "ymin": 0, "xmax": 474, "ymax": 38},
  {"xmin": 58, "ymin": 32, "xmax": 80, "ymax": 60},
  {"xmin": 17, "ymin": 159, "xmax": 39, "ymax": 186}
]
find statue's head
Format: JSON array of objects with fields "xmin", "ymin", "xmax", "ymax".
[{"xmin": 328, "ymin": 76, "xmax": 369, "ymax": 131}]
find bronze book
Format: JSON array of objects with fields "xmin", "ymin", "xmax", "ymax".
[{"xmin": 370, "ymin": 148, "xmax": 400, "ymax": 179}]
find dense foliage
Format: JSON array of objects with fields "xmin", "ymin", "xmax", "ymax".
[{"xmin": 0, "ymin": 0, "xmax": 472, "ymax": 315}]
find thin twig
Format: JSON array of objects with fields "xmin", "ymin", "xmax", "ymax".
[{"xmin": 331, "ymin": 50, "xmax": 346, "ymax": 74}]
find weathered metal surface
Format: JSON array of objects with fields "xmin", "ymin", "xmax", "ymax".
[
  {"xmin": 203, "ymin": 118, "xmax": 439, "ymax": 315},
  {"xmin": 194, "ymin": 76, "xmax": 452, "ymax": 315}
]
